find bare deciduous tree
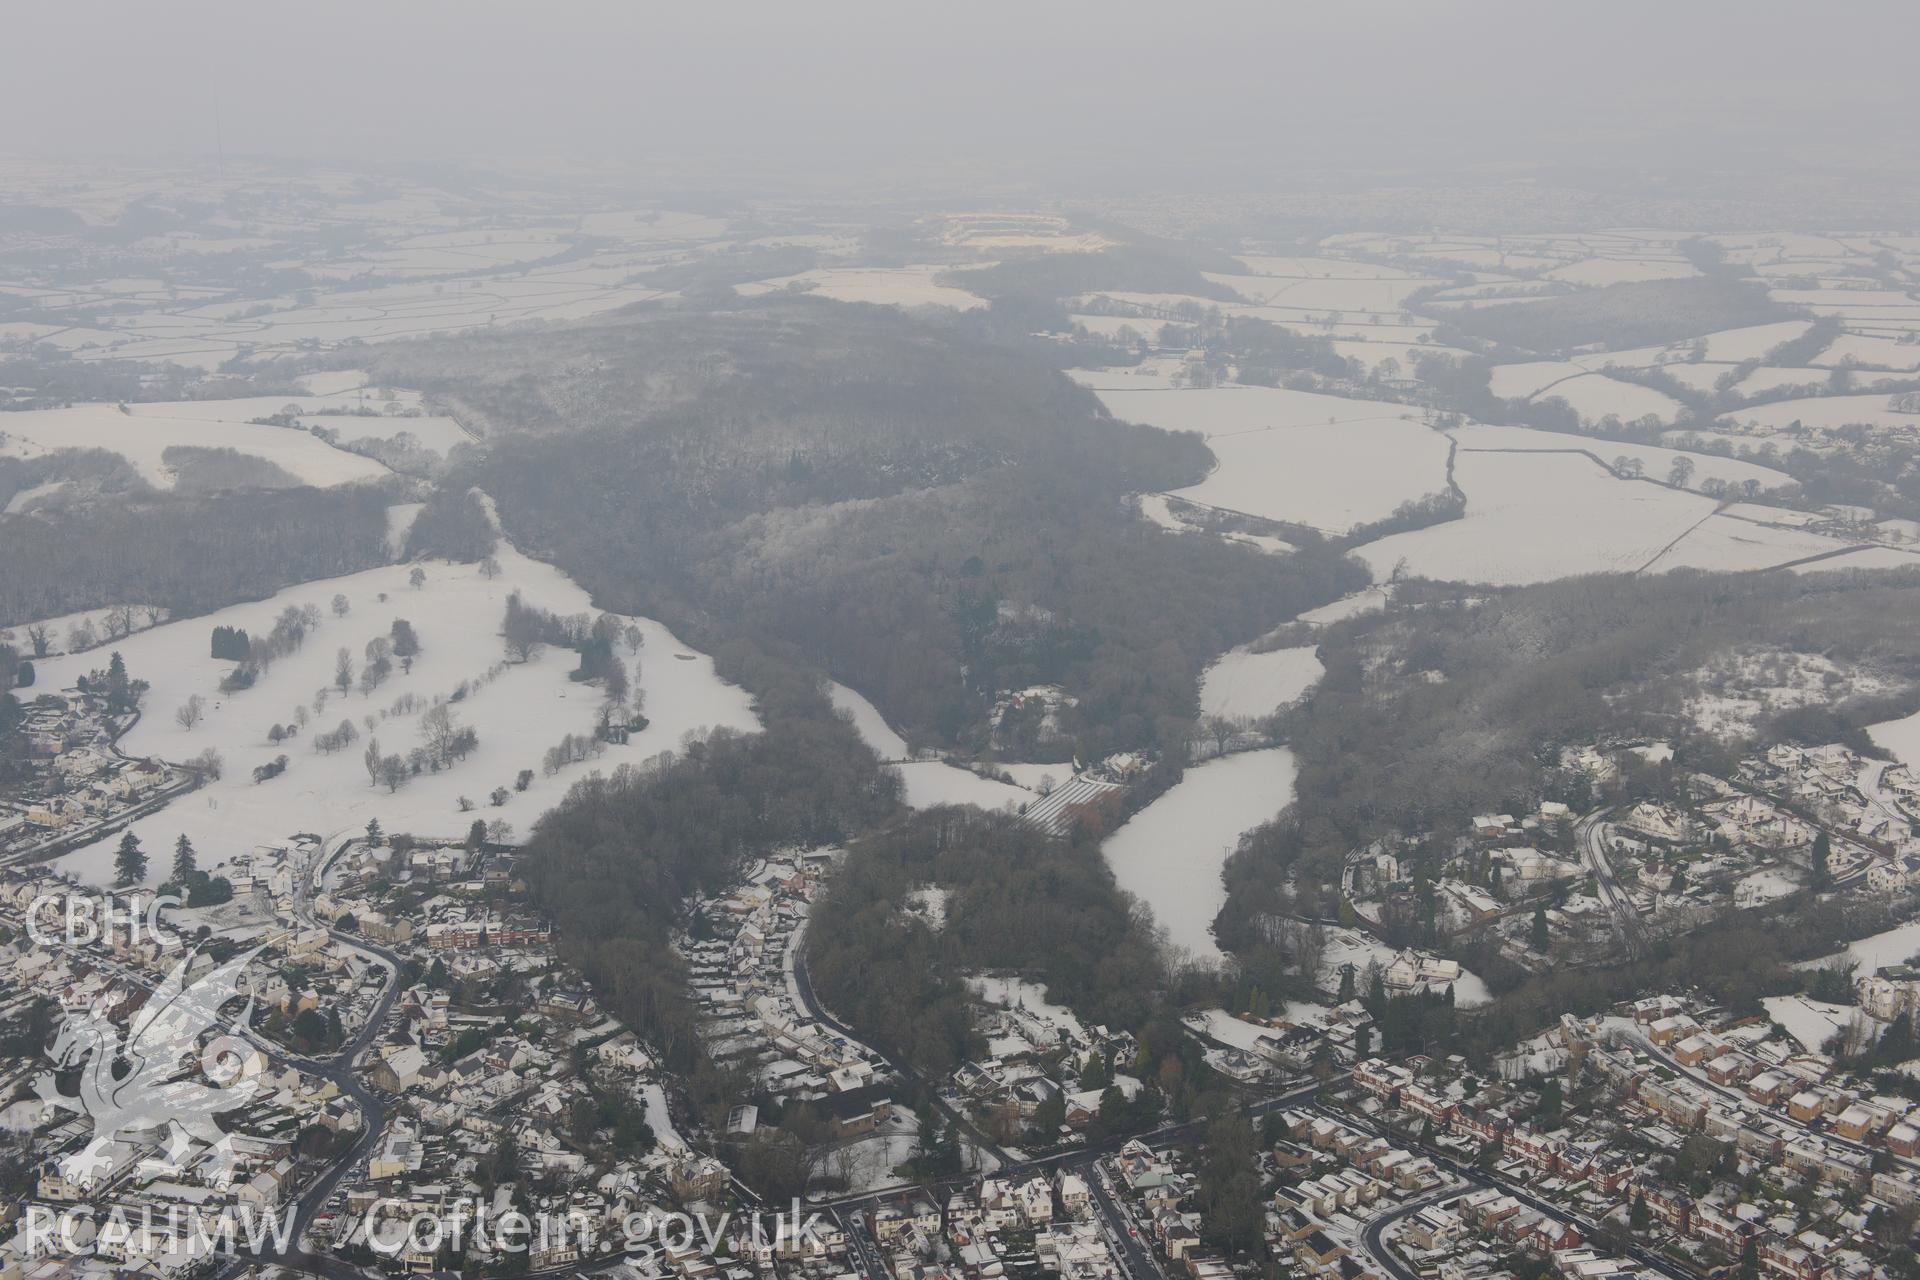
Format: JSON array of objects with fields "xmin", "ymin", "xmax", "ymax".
[{"xmin": 174, "ymin": 694, "xmax": 205, "ymax": 732}]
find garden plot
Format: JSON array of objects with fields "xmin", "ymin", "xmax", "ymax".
[
  {"xmin": 1762, "ymin": 996, "xmax": 1866, "ymax": 1055},
  {"xmin": 1198, "ymin": 646, "xmax": 1323, "ymax": 721},
  {"xmin": 967, "ymin": 973, "xmax": 1088, "ymax": 1041},
  {"xmin": 736, "ymin": 265, "xmax": 985, "ymax": 310},
  {"xmin": 1316, "ymin": 930, "xmax": 1491, "ymax": 1006},
  {"xmin": 1074, "ymin": 378, "xmax": 1451, "ymax": 534},
  {"xmin": 1100, "ymin": 747, "xmax": 1298, "ymax": 962},
  {"xmin": 0, "ymin": 402, "xmax": 391, "ymax": 489},
  {"xmin": 1353, "ymin": 451, "xmax": 1714, "ymax": 586},
  {"xmin": 1720, "ymin": 393, "xmax": 1920, "ymax": 433},
  {"xmin": 35, "ymin": 535, "xmax": 759, "ymax": 886},
  {"xmin": 1798, "ymin": 920, "xmax": 1920, "ymax": 977},
  {"xmin": 1447, "ymin": 423, "xmax": 1791, "ymax": 493}
]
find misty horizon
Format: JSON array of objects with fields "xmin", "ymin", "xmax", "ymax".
[{"xmin": 6, "ymin": 0, "xmax": 1918, "ymax": 196}]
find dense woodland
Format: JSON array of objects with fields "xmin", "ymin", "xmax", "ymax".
[
  {"xmin": 804, "ymin": 806, "xmax": 1167, "ymax": 1075},
  {"xmin": 0, "ymin": 483, "xmax": 395, "ymax": 626},
  {"xmin": 380, "ymin": 300, "xmax": 1364, "ymax": 756}
]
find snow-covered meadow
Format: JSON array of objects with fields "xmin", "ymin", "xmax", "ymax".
[
  {"xmin": 1074, "ymin": 376, "xmax": 1452, "ymax": 533},
  {"xmin": 1354, "ymin": 451, "xmax": 1712, "ymax": 585},
  {"xmin": 0, "ymin": 402, "xmax": 393, "ymax": 489},
  {"xmin": 33, "ymin": 536, "xmax": 759, "ymax": 885},
  {"xmin": 1198, "ymin": 646, "xmax": 1323, "ymax": 721},
  {"xmin": 1099, "ymin": 747, "xmax": 1298, "ymax": 962}
]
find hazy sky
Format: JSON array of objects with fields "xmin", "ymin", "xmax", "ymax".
[{"xmin": 7, "ymin": 1, "xmax": 1916, "ymax": 188}]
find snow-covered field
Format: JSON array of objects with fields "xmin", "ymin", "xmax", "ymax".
[
  {"xmin": 1870, "ymin": 710, "xmax": 1920, "ymax": 771},
  {"xmin": 1641, "ymin": 514, "xmax": 1850, "ymax": 573},
  {"xmin": 1762, "ymin": 995, "xmax": 1866, "ymax": 1054},
  {"xmin": 1295, "ymin": 587, "xmax": 1392, "ymax": 627},
  {"xmin": 0, "ymin": 604, "xmax": 169, "ymax": 657},
  {"xmin": 736, "ymin": 265, "xmax": 985, "ymax": 310},
  {"xmin": 1698, "ymin": 320, "xmax": 1814, "ymax": 362},
  {"xmin": 1100, "ymin": 747, "xmax": 1297, "ymax": 962},
  {"xmin": 819, "ymin": 681, "xmax": 1049, "ymax": 812},
  {"xmin": 35, "ymin": 534, "xmax": 759, "ymax": 885},
  {"xmin": 1489, "ymin": 361, "xmax": 1588, "ymax": 401},
  {"xmin": 1795, "ymin": 545, "xmax": 1920, "ymax": 574},
  {"xmin": 1198, "ymin": 646, "xmax": 1323, "ymax": 720},
  {"xmin": 1531, "ymin": 373, "xmax": 1686, "ymax": 425},
  {"xmin": 1447, "ymin": 423, "xmax": 1791, "ymax": 494},
  {"xmin": 1798, "ymin": 920, "xmax": 1920, "ymax": 975},
  {"xmin": 1544, "ymin": 257, "xmax": 1697, "ymax": 287},
  {"xmin": 1720, "ymin": 394, "xmax": 1920, "ymax": 433},
  {"xmin": 0, "ymin": 402, "xmax": 393, "ymax": 489},
  {"xmin": 826, "ymin": 681, "xmax": 910, "ymax": 761},
  {"xmin": 1073, "ymin": 378, "xmax": 1450, "ymax": 533},
  {"xmin": 1354, "ymin": 451, "xmax": 1713, "ymax": 586},
  {"xmin": 892, "ymin": 762, "xmax": 1032, "ymax": 812},
  {"xmin": 1205, "ymin": 269, "xmax": 1435, "ymax": 315},
  {"xmin": 1815, "ymin": 334, "xmax": 1920, "ymax": 371}
]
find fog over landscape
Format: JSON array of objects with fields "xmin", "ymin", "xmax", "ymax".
[
  {"xmin": 7, "ymin": 5, "xmax": 1920, "ymax": 1277},
  {"xmin": 8, "ymin": 1, "xmax": 1920, "ymax": 188}
]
